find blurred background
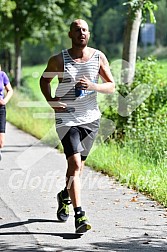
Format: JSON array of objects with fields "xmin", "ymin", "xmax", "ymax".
[{"xmin": 0, "ymin": 0, "xmax": 167, "ymax": 84}]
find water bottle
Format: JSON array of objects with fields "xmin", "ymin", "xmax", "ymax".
[{"xmin": 75, "ymin": 85, "xmax": 85, "ymax": 97}]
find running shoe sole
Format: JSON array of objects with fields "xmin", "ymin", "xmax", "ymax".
[{"xmin": 75, "ymin": 223, "xmax": 91, "ymax": 233}]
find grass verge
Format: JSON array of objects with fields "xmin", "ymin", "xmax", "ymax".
[{"xmin": 86, "ymin": 142, "xmax": 167, "ymax": 207}]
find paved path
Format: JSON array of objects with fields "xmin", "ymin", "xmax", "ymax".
[{"xmin": 0, "ymin": 123, "xmax": 166, "ymax": 252}]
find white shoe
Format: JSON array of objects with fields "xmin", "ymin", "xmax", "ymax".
[{"xmin": 0, "ymin": 151, "xmax": 2, "ymax": 161}]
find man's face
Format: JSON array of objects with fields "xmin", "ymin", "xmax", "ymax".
[{"xmin": 69, "ymin": 20, "xmax": 90, "ymax": 48}]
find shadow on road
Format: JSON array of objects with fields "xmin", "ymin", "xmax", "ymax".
[
  {"xmin": 0, "ymin": 220, "xmax": 166, "ymax": 250},
  {"xmin": 0, "ymin": 237, "xmax": 166, "ymax": 251},
  {"xmin": 0, "ymin": 231, "xmax": 82, "ymax": 240},
  {"xmin": 0, "ymin": 218, "xmax": 83, "ymax": 242},
  {"xmin": 91, "ymin": 239, "xmax": 167, "ymax": 252},
  {"xmin": 0, "ymin": 218, "xmax": 60, "ymax": 229}
]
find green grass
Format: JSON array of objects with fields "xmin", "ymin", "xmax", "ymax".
[
  {"xmin": 7, "ymin": 64, "xmax": 59, "ymax": 146},
  {"xmin": 22, "ymin": 64, "xmax": 59, "ymax": 100},
  {"xmin": 21, "ymin": 64, "xmax": 46, "ymax": 100},
  {"xmin": 6, "ymin": 62, "xmax": 167, "ymax": 207},
  {"xmin": 7, "ymin": 89, "xmax": 57, "ymax": 145},
  {"xmin": 86, "ymin": 142, "xmax": 167, "ymax": 207}
]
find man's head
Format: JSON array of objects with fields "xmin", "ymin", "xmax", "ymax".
[{"xmin": 69, "ymin": 19, "xmax": 90, "ymax": 48}]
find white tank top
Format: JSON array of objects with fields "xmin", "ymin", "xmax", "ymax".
[{"xmin": 55, "ymin": 49, "xmax": 101, "ymax": 127}]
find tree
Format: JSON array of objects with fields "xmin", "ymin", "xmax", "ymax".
[
  {"xmin": 0, "ymin": 0, "xmax": 16, "ymax": 72},
  {"xmin": 155, "ymin": 0, "xmax": 167, "ymax": 46},
  {"xmin": 0, "ymin": 0, "xmax": 96, "ymax": 87},
  {"xmin": 117, "ymin": 0, "xmax": 158, "ymax": 137},
  {"xmin": 0, "ymin": 0, "xmax": 16, "ymax": 18},
  {"xmin": 122, "ymin": 0, "xmax": 157, "ymax": 84},
  {"xmin": 92, "ymin": 1, "xmax": 125, "ymax": 58},
  {"xmin": 91, "ymin": 0, "xmax": 125, "ymax": 54}
]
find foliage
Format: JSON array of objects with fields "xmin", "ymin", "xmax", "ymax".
[
  {"xmin": 0, "ymin": 0, "xmax": 16, "ymax": 18},
  {"xmin": 22, "ymin": 42, "xmax": 53, "ymax": 66},
  {"xmin": 1, "ymin": 0, "xmax": 167, "ymax": 67},
  {"xmin": 103, "ymin": 57, "xmax": 167, "ymax": 164},
  {"xmin": 93, "ymin": 8, "xmax": 124, "ymax": 58},
  {"xmin": 124, "ymin": 57, "xmax": 167, "ymax": 162},
  {"xmin": 91, "ymin": 0, "xmax": 166, "ymax": 62},
  {"xmin": 123, "ymin": 0, "xmax": 158, "ymax": 23},
  {"xmin": 0, "ymin": 0, "xmax": 97, "ymax": 48},
  {"xmin": 155, "ymin": 0, "xmax": 167, "ymax": 46},
  {"xmin": 91, "ymin": 0, "xmax": 125, "ymax": 57},
  {"xmin": 0, "ymin": 0, "xmax": 97, "ymax": 85}
]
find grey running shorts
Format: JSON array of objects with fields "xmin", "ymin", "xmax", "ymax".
[
  {"xmin": 56, "ymin": 120, "xmax": 99, "ymax": 160},
  {"xmin": 0, "ymin": 105, "xmax": 6, "ymax": 133}
]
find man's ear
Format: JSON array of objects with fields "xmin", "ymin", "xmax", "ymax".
[{"xmin": 68, "ymin": 31, "xmax": 72, "ymax": 38}]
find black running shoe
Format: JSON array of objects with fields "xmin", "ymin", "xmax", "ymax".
[
  {"xmin": 57, "ymin": 191, "xmax": 71, "ymax": 222},
  {"xmin": 75, "ymin": 211, "xmax": 91, "ymax": 233}
]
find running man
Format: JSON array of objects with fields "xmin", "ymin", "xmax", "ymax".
[{"xmin": 40, "ymin": 19, "xmax": 115, "ymax": 233}]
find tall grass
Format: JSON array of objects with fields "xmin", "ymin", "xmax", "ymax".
[{"xmin": 87, "ymin": 142, "xmax": 167, "ymax": 207}]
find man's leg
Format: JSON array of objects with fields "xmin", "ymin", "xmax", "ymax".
[
  {"xmin": 66, "ymin": 153, "xmax": 91, "ymax": 233},
  {"xmin": 56, "ymin": 125, "xmax": 95, "ymax": 232},
  {"xmin": 66, "ymin": 153, "xmax": 82, "ymax": 207}
]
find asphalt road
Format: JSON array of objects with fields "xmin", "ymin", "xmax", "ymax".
[{"xmin": 0, "ymin": 123, "xmax": 166, "ymax": 252}]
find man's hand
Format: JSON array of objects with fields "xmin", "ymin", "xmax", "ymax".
[
  {"xmin": 76, "ymin": 76, "xmax": 96, "ymax": 91},
  {"xmin": 48, "ymin": 97, "xmax": 67, "ymax": 112}
]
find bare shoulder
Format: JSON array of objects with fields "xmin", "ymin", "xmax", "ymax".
[
  {"xmin": 87, "ymin": 47, "xmax": 97, "ymax": 56},
  {"xmin": 98, "ymin": 50, "xmax": 113, "ymax": 80},
  {"xmin": 99, "ymin": 50, "xmax": 110, "ymax": 66},
  {"xmin": 46, "ymin": 52, "xmax": 63, "ymax": 72}
]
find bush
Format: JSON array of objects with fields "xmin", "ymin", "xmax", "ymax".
[{"xmin": 103, "ymin": 57, "xmax": 167, "ymax": 163}]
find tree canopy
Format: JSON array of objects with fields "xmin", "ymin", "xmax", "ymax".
[
  {"xmin": 0, "ymin": 0, "xmax": 166, "ymax": 86},
  {"xmin": 0, "ymin": 0, "xmax": 96, "ymax": 86}
]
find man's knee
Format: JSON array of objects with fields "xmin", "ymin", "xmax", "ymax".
[{"xmin": 67, "ymin": 153, "xmax": 82, "ymax": 174}]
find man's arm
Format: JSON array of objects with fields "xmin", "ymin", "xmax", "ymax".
[
  {"xmin": 40, "ymin": 56, "xmax": 57, "ymax": 102},
  {"xmin": 40, "ymin": 54, "xmax": 67, "ymax": 111},
  {"xmin": 77, "ymin": 51, "xmax": 115, "ymax": 94},
  {"xmin": 98, "ymin": 51, "xmax": 115, "ymax": 94}
]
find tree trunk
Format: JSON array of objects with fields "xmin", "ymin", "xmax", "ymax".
[
  {"xmin": 122, "ymin": 7, "xmax": 142, "ymax": 84},
  {"xmin": 14, "ymin": 32, "xmax": 22, "ymax": 87},
  {"xmin": 116, "ymin": 7, "xmax": 142, "ymax": 139}
]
